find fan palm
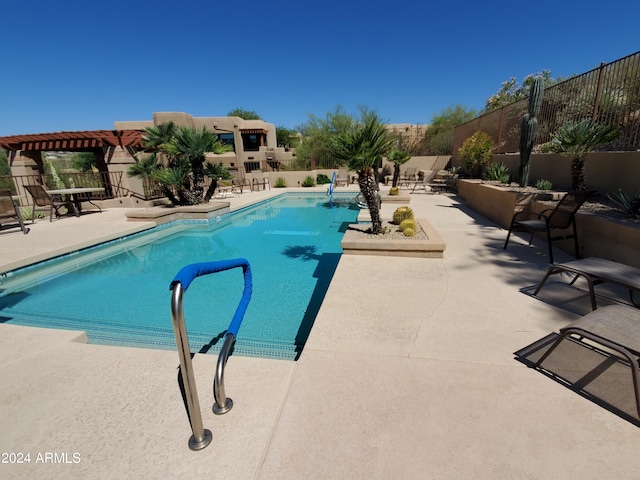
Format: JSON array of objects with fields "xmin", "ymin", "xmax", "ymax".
[
  {"xmin": 542, "ymin": 119, "xmax": 620, "ymax": 191},
  {"xmin": 332, "ymin": 111, "xmax": 394, "ymax": 233},
  {"xmin": 203, "ymin": 162, "xmax": 233, "ymax": 202},
  {"xmin": 387, "ymin": 149, "xmax": 411, "ymax": 188}
]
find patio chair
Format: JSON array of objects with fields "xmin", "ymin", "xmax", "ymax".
[
  {"xmin": 335, "ymin": 167, "xmax": 350, "ymax": 187},
  {"xmin": 251, "ymin": 170, "xmax": 270, "ymax": 191},
  {"xmin": 503, "ymin": 190, "xmax": 595, "ymax": 263},
  {"xmin": 230, "ymin": 170, "xmax": 251, "ymax": 193},
  {"xmin": 0, "ymin": 189, "xmax": 30, "ymax": 234},
  {"xmin": 24, "ymin": 184, "xmax": 77, "ymax": 222}
]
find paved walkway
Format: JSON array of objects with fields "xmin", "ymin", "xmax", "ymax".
[{"xmin": 1, "ymin": 187, "xmax": 638, "ymax": 479}]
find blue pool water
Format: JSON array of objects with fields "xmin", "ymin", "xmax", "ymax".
[{"xmin": 0, "ymin": 193, "xmax": 360, "ymax": 360}]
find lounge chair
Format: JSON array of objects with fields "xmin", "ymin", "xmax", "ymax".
[
  {"xmin": 534, "ymin": 304, "xmax": 640, "ymax": 418},
  {"xmin": 24, "ymin": 184, "xmax": 78, "ymax": 222},
  {"xmin": 251, "ymin": 170, "xmax": 270, "ymax": 191},
  {"xmin": 410, "ymin": 169, "xmax": 446, "ymax": 193},
  {"xmin": 398, "ymin": 167, "xmax": 418, "ymax": 187},
  {"xmin": 0, "ymin": 189, "xmax": 30, "ymax": 234},
  {"xmin": 503, "ymin": 190, "xmax": 595, "ymax": 263}
]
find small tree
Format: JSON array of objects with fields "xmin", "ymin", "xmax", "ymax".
[
  {"xmin": 458, "ymin": 131, "xmax": 493, "ymax": 177},
  {"xmin": 541, "ymin": 119, "xmax": 620, "ymax": 191},
  {"xmin": 332, "ymin": 110, "xmax": 394, "ymax": 234},
  {"xmin": 387, "ymin": 149, "xmax": 411, "ymax": 188}
]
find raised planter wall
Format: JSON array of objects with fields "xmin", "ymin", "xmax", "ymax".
[{"xmin": 458, "ymin": 180, "xmax": 640, "ymax": 268}]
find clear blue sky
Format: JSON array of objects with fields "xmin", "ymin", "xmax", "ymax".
[{"xmin": 1, "ymin": 0, "xmax": 638, "ymax": 136}]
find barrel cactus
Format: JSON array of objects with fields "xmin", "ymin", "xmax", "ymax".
[
  {"xmin": 392, "ymin": 206, "xmax": 414, "ymax": 224},
  {"xmin": 403, "ymin": 227, "xmax": 416, "ymax": 237},
  {"xmin": 519, "ymin": 75, "xmax": 544, "ymax": 187},
  {"xmin": 398, "ymin": 219, "xmax": 417, "ymax": 232}
]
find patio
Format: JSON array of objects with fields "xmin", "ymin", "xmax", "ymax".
[{"xmin": 1, "ymin": 187, "xmax": 639, "ymax": 479}]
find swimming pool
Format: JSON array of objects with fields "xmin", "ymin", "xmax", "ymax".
[{"xmin": 0, "ymin": 193, "xmax": 360, "ymax": 360}]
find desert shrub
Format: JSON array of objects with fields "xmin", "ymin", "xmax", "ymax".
[
  {"xmin": 316, "ymin": 173, "xmax": 331, "ymax": 185},
  {"xmin": 274, "ymin": 177, "xmax": 288, "ymax": 188},
  {"xmin": 301, "ymin": 175, "xmax": 316, "ymax": 187},
  {"xmin": 458, "ymin": 131, "xmax": 493, "ymax": 178},
  {"xmin": 535, "ymin": 179, "xmax": 553, "ymax": 190}
]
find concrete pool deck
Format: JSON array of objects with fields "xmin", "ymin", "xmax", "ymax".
[{"xmin": 1, "ymin": 186, "xmax": 639, "ymax": 479}]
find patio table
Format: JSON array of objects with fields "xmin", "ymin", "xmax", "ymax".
[{"xmin": 46, "ymin": 187, "xmax": 104, "ymax": 216}]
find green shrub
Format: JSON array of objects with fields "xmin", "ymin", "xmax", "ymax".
[
  {"xmin": 20, "ymin": 206, "xmax": 44, "ymax": 221},
  {"xmin": 274, "ymin": 177, "xmax": 288, "ymax": 188},
  {"xmin": 301, "ymin": 175, "xmax": 316, "ymax": 187},
  {"xmin": 316, "ymin": 173, "xmax": 331, "ymax": 185},
  {"xmin": 459, "ymin": 131, "xmax": 493, "ymax": 178},
  {"xmin": 392, "ymin": 206, "xmax": 414, "ymax": 224},
  {"xmin": 535, "ymin": 179, "xmax": 553, "ymax": 190},
  {"xmin": 485, "ymin": 162, "xmax": 510, "ymax": 183},
  {"xmin": 607, "ymin": 188, "xmax": 640, "ymax": 218},
  {"xmin": 398, "ymin": 219, "xmax": 417, "ymax": 232}
]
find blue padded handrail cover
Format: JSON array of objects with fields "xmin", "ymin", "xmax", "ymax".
[{"xmin": 170, "ymin": 258, "xmax": 252, "ymax": 337}]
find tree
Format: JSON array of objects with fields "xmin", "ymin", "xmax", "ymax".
[
  {"xmin": 484, "ymin": 70, "xmax": 560, "ymax": 113},
  {"xmin": 227, "ymin": 108, "xmax": 261, "ymax": 120},
  {"xmin": 203, "ymin": 162, "xmax": 232, "ymax": 202},
  {"xmin": 70, "ymin": 152, "xmax": 96, "ymax": 172},
  {"xmin": 276, "ymin": 125, "xmax": 300, "ymax": 149},
  {"xmin": 137, "ymin": 124, "xmax": 232, "ymax": 205},
  {"xmin": 422, "ymin": 105, "xmax": 477, "ymax": 155},
  {"xmin": 295, "ymin": 106, "xmax": 356, "ymax": 169},
  {"xmin": 541, "ymin": 119, "xmax": 620, "ymax": 191},
  {"xmin": 331, "ymin": 109, "xmax": 394, "ymax": 233},
  {"xmin": 387, "ymin": 149, "xmax": 411, "ymax": 188}
]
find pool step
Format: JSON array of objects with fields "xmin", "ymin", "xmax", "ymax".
[{"xmin": 3, "ymin": 309, "xmax": 298, "ymax": 360}]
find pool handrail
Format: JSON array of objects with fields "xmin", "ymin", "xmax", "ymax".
[{"xmin": 169, "ymin": 257, "xmax": 253, "ymax": 451}]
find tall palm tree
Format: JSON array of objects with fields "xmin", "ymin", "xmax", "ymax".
[
  {"xmin": 542, "ymin": 119, "xmax": 620, "ymax": 191},
  {"xmin": 332, "ymin": 111, "xmax": 394, "ymax": 233}
]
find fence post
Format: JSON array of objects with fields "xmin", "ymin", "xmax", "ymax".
[{"xmin": 592, "ymin": 61, "xmax": 606, "ymax": 120}]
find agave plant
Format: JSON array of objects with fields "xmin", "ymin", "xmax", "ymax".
[
  {"xmin": 332, "ymin": 110, "xmax": 394, "ymax": 233},
  {"xmin": 542, "ymin": 119, "xmax": 620, "ymax": 191}
]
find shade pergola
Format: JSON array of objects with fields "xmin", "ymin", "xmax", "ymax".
[{"xmin": 0, "ymin": 129, "xmax": 144, "ymax": 152}]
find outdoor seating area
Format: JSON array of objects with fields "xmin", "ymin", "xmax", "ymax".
[{"xmin": 0, "ymin": 189, "xmax": 29, "ymax": 234}]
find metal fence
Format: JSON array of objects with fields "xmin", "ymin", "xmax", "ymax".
[
  {"xmin": 453, "ymin": 50, "xmax": 640, "ymax": 154},
  {"xmin": 0, "ymin": 171, "xmax": 130, "ymax": 205}
]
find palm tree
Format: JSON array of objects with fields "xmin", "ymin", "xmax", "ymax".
[
  {"xmin": 542, "ymin": 119, "xmax": 620, "ymax": 191},
  {"xmin": 203, "ymin": 162, "xmax": 233, "ymax": 202},
  {"xmin": 332, "ymin": 111, "xmax": 394, "ymax": 233},
  {"xmin": 387, "ymin": 149, "xmax": 411, "ymax": 188},
  {"xmin": 140, "ymin": 124, "xmax": 232, "ymax": 205}
]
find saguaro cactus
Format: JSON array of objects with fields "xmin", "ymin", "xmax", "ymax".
[{"xmin": 519, "ymin": 75, "xmax": 544, "ymax": 187}]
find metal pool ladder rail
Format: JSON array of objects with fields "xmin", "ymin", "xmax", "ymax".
[{"xmin": 169, "ymin": 258, "xmax": 252, "ymax": 451}]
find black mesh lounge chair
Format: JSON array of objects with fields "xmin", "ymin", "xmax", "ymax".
[
  {"xmin": 0, "ymin": 189, "xmax": 29, "ymax": 234},
  {"xmin": 24, "ymin": 184, "xmax": 77, "ymax": 222},
  {"xmin": 503, "ymin": 190, "xmax": 595, "ymax": 263}
]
